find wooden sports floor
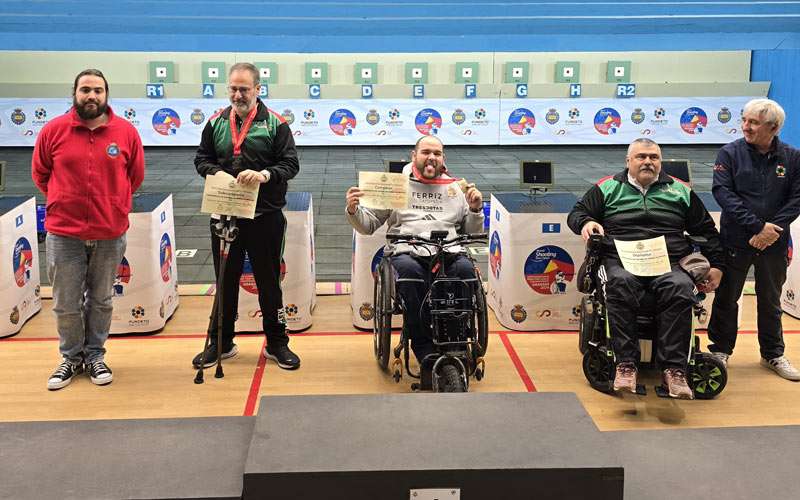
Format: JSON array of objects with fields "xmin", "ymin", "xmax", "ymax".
[{"xmin": 2, "ymin": 292, "xmax": 799, "ymax": 431}]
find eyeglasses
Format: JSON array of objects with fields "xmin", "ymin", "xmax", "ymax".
[
  {"xmin": 632, "ymin": 153, "xmax": 661, "ymax": 161},
  {"xmin": 227, "ymin": 86, "xmax": 254, "ymax": 95}
]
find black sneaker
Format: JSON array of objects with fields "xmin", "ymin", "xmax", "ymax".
[
  {"xmin": 87, "ymin": 360, "xmax": 114, "ymax": 386},
  {"xmin": 47, "ymin": 360, "xmax": 84, "ymax": 390},
  {"xmin": 264, "ymin": 345, "xmax": 300, "ymax": 370},
  {"xmin": 192, "ymin": 342, "xmax": 239, "ymax": 368}
]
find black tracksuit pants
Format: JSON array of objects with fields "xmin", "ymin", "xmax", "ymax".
[
  {"xmin": 708, "ymin": 247, "xmax": 787, "ymax": 360},
  {"xmin": 603, "ymin": 258, "xmax": 695, "ymax": 370},
  {"xmin": 391, "ymin": 253, "xmax": 476, "ymax": 361},
  {"xmin": 209, "ymin": 211, "xmax": 289, "ymax": 347}
]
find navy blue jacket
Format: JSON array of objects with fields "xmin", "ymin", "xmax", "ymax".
[{"xmin": 712, "ymin": 137, "xmax": 800, "ymax": 254}]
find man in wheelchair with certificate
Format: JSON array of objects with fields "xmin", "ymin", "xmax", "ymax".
[
  {"xmin": 345, "ymin": 136, "xmax": 487, "ymax": 392},
  {"xmin": 568, "ymin": 138, "xmax": 725, "ymax": 399}
]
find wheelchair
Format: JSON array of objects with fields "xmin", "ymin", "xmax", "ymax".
[
  {"xmin": 578, "ymin": 234, "xmax": 728, "ymax": 399},
  {"xmin": 373, "ymin": 231, "xmax": 489, "ymax": 392}
]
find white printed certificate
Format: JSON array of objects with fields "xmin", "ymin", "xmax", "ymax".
[
  {"xmin": 358, "ymin": 171, "xmax": 409, "ymax": 210},
  {"xmin": 200, "ymin": 171, "xmax": 259, "ymax": 219},
  {"xmin": 613, "ymin": 236, "xmax": 671, "ymax": 276}
]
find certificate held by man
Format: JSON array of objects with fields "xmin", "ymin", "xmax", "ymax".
[
  {"xmin": 358, "ymin": 171, "xmax": 409, "ymax": 210},
  {"xmin": 613, "ymin": 236, "xmax": 671, "ymax": 277},
  {"xmin": 201, "ymin": 170, "xmax": 259, "ymax": 219}
]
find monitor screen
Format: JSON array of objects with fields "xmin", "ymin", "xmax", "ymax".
[
  {"xmin": 661, "ymin": 159, "xmax": 691, "ymax": 184},
  {"xmin": 384, "ymin": 160, "xmax": 407, "ymax": 174},
  {"xmin": 520, "ymin": 161, "xmax": 554, "ymax": 188}
]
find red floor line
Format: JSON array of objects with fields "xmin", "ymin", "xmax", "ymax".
[
  {"xmin": 0, "ymin": 337, "xmax": 57, "ymax": 342},
  {"xmin": 243, "ymin": 338, "xmax": 268, "ymax": 417},
  {"xmin": 494, "ymin": 329, "xmax": 577, "ymax": 335},
  {"xmin": 5, "ymin": 329, "xmax": 800, "ymax": 344},
  {"xmin": 499, "ymin": 332, "xmax": 537, "ymax": 393}
]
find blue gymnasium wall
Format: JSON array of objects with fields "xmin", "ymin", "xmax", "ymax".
[
  {"xmin": 752, "ymin": 50, "xmax": 800, "ymax": 147},
  {"xmin": 2, "ymin": 0, "xmax": 800, "ymax": 143}
]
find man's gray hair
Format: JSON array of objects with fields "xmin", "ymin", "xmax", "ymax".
[
  {"xmin": 743, "ymin": 98, "xmax": 785, "ymax": 133},
  {"xmin": 627, "ymin": 137, "xmax": 660, "ymax": 156},
  {"xmin": 229, "ymin": 62, "xmax": 260, "ymax": 85}
]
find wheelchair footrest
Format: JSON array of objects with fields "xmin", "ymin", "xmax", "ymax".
[
  {"xmin": 654, "ymin": 385, "xmax": 670, "ymax": 398},
  {"xmin": 635, "ymin": 384, "xmax": 647, "ymax": 396}
]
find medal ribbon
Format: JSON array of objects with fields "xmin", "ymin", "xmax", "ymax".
[{"xmin": 229, "ymin": 105, "xmax": 258, "ymax": 157}]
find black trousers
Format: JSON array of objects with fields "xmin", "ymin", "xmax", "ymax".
[
  {"xmin": 708, "ymin": 247, "xmax": 787, "ymax": 360},
  {"xmin": 391, "ymin": 253, "xmax": 476, "ymax": 361},
  {"xmin": 603, "ymin": 258, "xmax": 695, "ymax": 370},
  {"xmin": 209, "ymin": 211, "xmax": 289, "ymax": 347}
]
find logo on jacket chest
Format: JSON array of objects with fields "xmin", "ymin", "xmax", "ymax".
[
  {"xmin": 106, "ymin": 143, "xmax": 120, "ymax": 158},
  {"xmin": 776, "ymin": 164, "xmax": 786, "ymax": 178}
]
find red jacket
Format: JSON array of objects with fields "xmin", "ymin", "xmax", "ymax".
[{"xmin": 32, "ymin": 105, "xmax": 145, "ymax": 240}]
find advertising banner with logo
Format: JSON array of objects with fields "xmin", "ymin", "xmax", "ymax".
[
  {"xmin": 1, "ymin": 96, "xmax": 756, "ymax": 147},
  {"xmin": 351, "ymin": 227, "xmax": 393, "ymax": 330},
  {"xmin": 234, "ymin": 192, "xmax": 316, "ymax": 332},
  {"xmin": 781, "ymin": 218, "xmax": 800, "ymax": 319},
  {"xmin": 499, "ymin": 97, "xmax": 751, "ymax": 145},
  {"xmin": 487, "ymin": 193, "xmax": 585, "ymax": 331},
  {"xmin": 110, "ymin": 194, "xmax": 179, "ymax": 334},
  {"xmin": 0, "ymin": 197, "xmax": 41, "ymax": 337}
]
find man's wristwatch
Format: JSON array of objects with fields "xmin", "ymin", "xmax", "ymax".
[{"xmin": 260, "ymin": 169, "xmax": 271, "ymax": 183}]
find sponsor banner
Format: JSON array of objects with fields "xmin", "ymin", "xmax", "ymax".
[
  {"xmin": 783, "ymin": 220, "xmax": 800, "ymax": 319},
  {"xmin": 498, "ymin": 97, "xmax": 751, "ymax": 145},
  {"xmin": 235, "ymin": 194, "xmax": 316, "ymax": 332},
  {"xmin": 487, "ymin": 193, "xmax": 585, "ymax": 331},
  {"xmin": 1, "ymin": 97, "xmax": 755, "ymax": 146},
  {"xmin": 351, "ymin": 226, "xmax": 390, "ymax": 330},
  {"xmin": 0, "ymin": 197, "xmax": 41, "ymax": 337},
  {"xmin": 110, "ymin": 194, "xmax": 179, "ymax": 333}
]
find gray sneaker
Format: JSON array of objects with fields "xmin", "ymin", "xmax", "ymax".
[
  {"xmin": 760, "ymin": 356, "xmax": 800, "ymax": 381},
  {"xmin": 711, "ymin": 351, "xmax": 730, "ymax": 368}
]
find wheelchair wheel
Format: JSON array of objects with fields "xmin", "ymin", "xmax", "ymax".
[
  {"xmin": 473, "ymin": 282, "xmax": 489, "ymax": 358},
  {"xmin": 372, "ymin": 259, "xmax": 393, "ymax": 371},
  {"xmin": 582, "ymin": 348, "xmax": 614, "ymax": 393},
  {"xmin": 578, "ymin": 296, "xmax": 595, "ymax": 355},
  {"xmin": 439, "ymin": 364, "xmax": 466, "ymax": 393},
  {"xmin": 690, "ymin": 353, "xmax": 727, "ymax": 400}
]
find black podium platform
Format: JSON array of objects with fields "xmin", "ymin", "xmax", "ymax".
[
  {"xmin": 4, "ymin": 392, "xmax": 800, "ymax": 499},
  {"xmin": 0, "ymin": 417, "xmax": 254, "ymax": 500},
  {"xmin": 242, "ymin": 392, "xmax": 623, "ymax": 500}
]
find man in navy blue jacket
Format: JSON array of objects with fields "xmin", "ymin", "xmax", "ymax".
[{"xmin": 708, "ymin": 98, "xmax": 800, "ymax": 381}]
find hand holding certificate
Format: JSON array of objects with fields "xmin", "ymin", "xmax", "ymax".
[
  {"xmin": 201, "ymin": 171, "xmax": 259, "ymax": 219},
  {"xmin": 358, "ymin": 171, "xmax": 409, "ymax": 210},
  {"xmin": 613, "ymin": 236, "xmax": 671, "ymax": 276}
]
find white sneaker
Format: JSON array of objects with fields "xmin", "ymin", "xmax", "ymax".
[
  {"xmin": 711, "ymin": 351, "xmax": 730, "ymax": 368},
  {"xmin": 760, "ymin": 356, "xmax": 800, "ymax": 381}
]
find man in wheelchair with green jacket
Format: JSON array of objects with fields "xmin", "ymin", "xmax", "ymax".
[{"xmin": 568, "ymin": 138, "xmax": 724, "ymax": 399}]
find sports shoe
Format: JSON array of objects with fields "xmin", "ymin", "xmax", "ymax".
[
  {"xmin": 760, "ymin": 356, "xmax": 800, "ymax": 381},
  {"xmin": 87, "ymin": 360, "xmax": 113, "ymax": 386},
  {"xmin": 47, "ymin": 359, "xmax": 84, "ymax": 390},
  {"xmin": 264, "ymin": 345, "xmax": 301, "ymax": 370},
  {"xmin": 192, "ymin": 342, "xmax": 238, "ymax": 368},
  {"xmin": 613, "ymin": 362, "xmax": 637, "ymax": 393},
  {"xmin": 711, "ymin": 351, "xmax": 730, "ymax": 368},
  {"xmin": 663, "ymin": 368, "xmax": 694, "ymax": 399}
]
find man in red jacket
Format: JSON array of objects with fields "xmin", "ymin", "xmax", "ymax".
[{"xmin": 32, "ymin": 69, "xmax": 145, "ymax": 390}]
